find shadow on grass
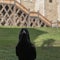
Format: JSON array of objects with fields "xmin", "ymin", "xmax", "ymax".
[
  {"xmin": 28, "ymin": 28, "xmax": 47, "ymax": 42},
  {"xmin": 41, "ymin": 39, "xmax": 55, "ymax": 48},
  {"xmin": 0, "ymin": 28, "xmax": 47, "ymax": 45},
  {"xmin": 36, "ymin": 39, "xmax": 60, "ymax": 60}
]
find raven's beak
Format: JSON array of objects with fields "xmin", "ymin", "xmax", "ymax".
[{"xmin": 22, "ymin": 30, "xmax": 26, "ymax": 34}]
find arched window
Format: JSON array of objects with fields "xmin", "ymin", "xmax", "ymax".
[{"xmin": 49, "ymin": 0, "xmax": 52, "ymax": 3}]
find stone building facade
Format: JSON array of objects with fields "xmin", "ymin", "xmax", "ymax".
[
  {"xmin": 20, "ymin": 0, "xmax": 60, "ymax": 22},
  {"xmin": 20, "ymin": 0, "xmax": 35, "ymax": 11},
  {"xmin": 45, "ymin": 0, "xmax": 57, "ymax": 21}
]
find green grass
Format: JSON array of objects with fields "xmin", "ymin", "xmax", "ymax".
[{"xmin": 0, "ymin": 27, "xmax": 60, "ymax": 60}]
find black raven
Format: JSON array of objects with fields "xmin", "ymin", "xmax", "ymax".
[{"xmin": 16, "ymin": 28, "xmax": 36, "ymax": 60}]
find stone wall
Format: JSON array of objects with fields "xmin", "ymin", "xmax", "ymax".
[
  {"xmin": 45, "ymin": 0, "xmax": 58, "ymax": 21},
  {"xmin": 20, "ymin": 0, "xmax": 60, "ymax": 22},
  {"xmin": 35, "ymin": 0, "xmax": 45, "ymax": 16},
  {"xmin": 57, "ymin": 0, "xmax": 60, "ymax": 21},
  {"xmin": 20, "ymin": 0, "xmax": 35, "ymax": 11}
]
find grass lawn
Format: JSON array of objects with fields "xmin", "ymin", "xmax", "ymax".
[{"xmin": 0, "ymin": 27, "xmax": 60, "ymax": 60}]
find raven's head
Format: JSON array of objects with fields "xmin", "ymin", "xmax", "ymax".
[{"xmin": 19, "ymin": 28, "xmax": 30, "ymax": 43}]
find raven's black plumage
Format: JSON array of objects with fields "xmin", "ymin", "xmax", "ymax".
[{"xmin": 16, "ymin": 28, "xmax": 36, "ymax": 60}]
